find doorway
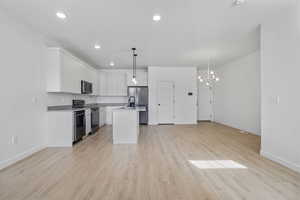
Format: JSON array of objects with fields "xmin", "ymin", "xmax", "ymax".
[
  {"xmin": 198, "ymin": 83, "xmax": 213, "ymax": 121},
  {"xmin": 157, "ymin": 81, "xmax": 174, "ymax": 124}
]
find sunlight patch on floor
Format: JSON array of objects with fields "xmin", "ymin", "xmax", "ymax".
[{"xmin": 189, "ymin": 160, "xmax": 247, "ymax": 169}]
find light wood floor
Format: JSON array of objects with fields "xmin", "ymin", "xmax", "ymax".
[{"xmin": 1, "ymin": 122, "xmax": 300, "ymax": 200}]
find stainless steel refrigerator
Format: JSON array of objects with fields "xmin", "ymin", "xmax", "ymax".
[{"xmin": 128, "ymin": 86, "xmax": 148, "ymax": 124}]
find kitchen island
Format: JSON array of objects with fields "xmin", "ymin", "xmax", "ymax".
[{"xmin": 112, "ymin": 106, "xmax": 146, "ymax": 144}]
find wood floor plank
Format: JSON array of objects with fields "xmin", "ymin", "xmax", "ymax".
[{"xmin": 0, "ymin": 122, "xmax": 299, "ymax": 200}]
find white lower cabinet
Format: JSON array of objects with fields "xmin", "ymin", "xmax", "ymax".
[
  {"xmin": 85, "ymin": 109, "xmax": 91, "ymax": 135},
  {"xmin": 47, "ymin": 111, "xmax": 73, "ymax": 147},
  {"xmin": 99, "ymin": 107, "xmax": 106, "ymax": 127},
  {"xmin": 105, "ymin": 106, "xmax": 124, "ymax": 125}
]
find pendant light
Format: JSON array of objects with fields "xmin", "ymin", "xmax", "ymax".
[{"xmin": 131, "ymin": 48, "xmax": 138, "ymax": 85}]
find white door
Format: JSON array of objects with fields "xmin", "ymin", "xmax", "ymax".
[
  {"xmin": 157, "ymin": 81, "xmax": 174, "ymax": 124},
  {"xmin": 198, "ymin": 84, "xmax": 213, "ymax": 121}
]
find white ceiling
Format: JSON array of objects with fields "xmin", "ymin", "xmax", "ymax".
[{"xmin": 0, "ymin": 0, "xmax": 293, "ymax": 69}]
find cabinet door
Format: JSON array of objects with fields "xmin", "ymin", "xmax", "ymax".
[
  {"xmin": 91, "ymin": 70, "xmax": 99, "ymax": 96},
  {"xmin": 112, "ymin": 72, "xmax": 121, "ymax": 96},
  {"xmin": 85, "ymin": 109, "xmax": 91, "ymax": 135},
  {"xmin": 106, "ymin": 106, "xmax": 123, "ymax": 125},
  {"xmin": 98, "ymin": 71, "xmax": 127, "ymax": 96},
  {"xmin": 99, "ymin": 109, "xmax": 106, "ymax": 127},
  {"xmin": 61, "ymin": 52, "xmax": 82, "ymax": 94},
  {"xmin": 118, "ymin": 72, "xmax": 127, "ymax": 96},
  {"xmin": 106, "ymin": 72, "xmax": 115, "ymax": 96},
  {"xmin": 110, "ymin": 72, "xmax": 127, "ymax": 96},
  {"xmin": 99, "ymin": 71, "xmax": 107, "ymax": 96}
]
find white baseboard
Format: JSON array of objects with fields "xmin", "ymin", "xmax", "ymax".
[
  {"xmin": 175, "ymin": 122, "xmax": 198, "ymax": 125},
  {"xmin": 0, "ymin": 145, "xmax": 46, "ymax": 170},
  {"xmin": 260, "ymin": 150, "xmax": 300, "ymax": 173}
]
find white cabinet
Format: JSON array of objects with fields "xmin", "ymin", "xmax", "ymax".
[
  {"xmin": 105, "ymin": 106, "xmax": 124, "ymax": 125},
  {"xmin": 127, "ymin": 70, "xmax": 148, "ymax": 86},
  {"xmin": 98, "ymin": 71, "xmax": 127, "ymax": 96},
  {"xmin": 98, "ymin": 72, "xmax": 107, "ymax": 96},
  {"xmin": 85, "ymin": 109, "xmax": 91, "ymax": 135},
  {"xmin": 46, "ymin": 47, "xmax": 98, "ymax": 95},
  {"xmin": 60, "ymin": 51, "xmax": 82, "ymax": 94},
  {"xmin": 113, "ymin": 109, "xmax": 139, "ymax": 144},
  {"xmin": 99, "ymin": 107, "xmax": 106, "ymax": 127},
  {"xmin": 91, "ymin": 69, "xmax": 99, "ymax": 96},
  {"xmin": 47, "ymin": 111, "xmax": 73, "ymax": 147}
]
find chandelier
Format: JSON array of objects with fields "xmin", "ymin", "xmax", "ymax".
[{"xmin": 198, "ymin": 60, "xmax": 220, "ymax": 87}]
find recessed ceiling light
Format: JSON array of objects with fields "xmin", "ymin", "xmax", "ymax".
[
  {"xmin": 94, "ymin": 44, "xmax": 101, "ymax": 49},
  {"xmin": 233, "ymin": 0, "xmax": 246, "ymax": 6},
  {"xmin": 153, "ymin": 14, "xmax": 161, "ymax": 22},
  {"xmin": 56, "ymin": 11, "xmax": 67, "ymax": 19},
  {"xmin": 109, "ymin": 61, "xmax": 115, "ymax": 67}
]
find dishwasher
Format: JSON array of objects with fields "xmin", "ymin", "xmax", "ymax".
[{"xmin": 90, "ymin": 107, "xmax": 99, "ymax": 134}]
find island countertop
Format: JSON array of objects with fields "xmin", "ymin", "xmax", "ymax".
[{"xmin": 113, "ymin": 106, "xmax": 146, "ymax": 112}]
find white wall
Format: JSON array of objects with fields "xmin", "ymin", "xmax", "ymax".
[
  {"xmin": 260, "ymin": 3, "xmax": 300, "ymax": 173},
  {"xmin": 148, "ymin": 67, "xmax": 197, "ymax": 125},
  {"xmin": 0, "ymin": 11, "xmax": 47, "ymax": 169},
  {"xmin": 213, "ymin": 51, "xmax": 261, "ymax": 135}
]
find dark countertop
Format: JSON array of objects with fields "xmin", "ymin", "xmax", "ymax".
[{"xmin": 47, "ymin": 103, "xmax": 127, "ymax": 111}]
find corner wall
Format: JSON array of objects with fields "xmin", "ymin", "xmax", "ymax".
[{"xmin": 214, "ymin": 51, "xmax": 261, "ymax": 135}]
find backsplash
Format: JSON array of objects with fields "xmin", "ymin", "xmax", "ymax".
[
  {"xmin": 47, "ymin": 93, "xmax": 98, "ymax": 106},
  {"xmin": 97, "ymin": 96, "xmax": 128, "ymax": 104},
  {"xmin": 47, "ymin": 93, "xmax": 128, "ymax": 106}
]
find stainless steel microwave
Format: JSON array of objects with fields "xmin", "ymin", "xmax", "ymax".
[{"xmin": 81, "ymin": 80, "xmax": 93, "ymax": 94}]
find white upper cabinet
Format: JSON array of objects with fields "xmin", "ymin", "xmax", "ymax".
[
  {"xmin": 90, "ymin": 68, "xmax": 99, "ymax": 96},
  {"xmin": 98, "ymin": 71, "xmax": 127, "ymax": 96},
  {"xmin": 46, "ymin": 48, "xmax": 98, "ymax": 95},
  {"xmin": 126, "ymin": 70, "xmax": 148, "ymax": 86},
  {"xmin": 60, "ymin": 50, "xmax": 82, "ymax": 94},
  {"xmin": 98, "ymin": 71, "xmax": 107, "ymax": 96}
]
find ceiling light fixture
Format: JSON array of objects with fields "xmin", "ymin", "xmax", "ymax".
[
  {"xmin": 109, "ymin": 61, "xmax": 115, "ymax": 67},
  {"xmin": 153, "ymin": 14, "xmax": 161, "ymax": 22},
  {"xmin": 198, "ymin": 59, "xmax": 220, "ymax": 87},
  {"xmin": 94, "ymin": 44, "xmax": 101, "ymax": 49},
  {"xmin": 233, "ymin": 0, "xmax": 246, "ymax": 6},
  {"xmin": 56, "ymin": 11, "xmax": 67, "ymax": 19}
]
